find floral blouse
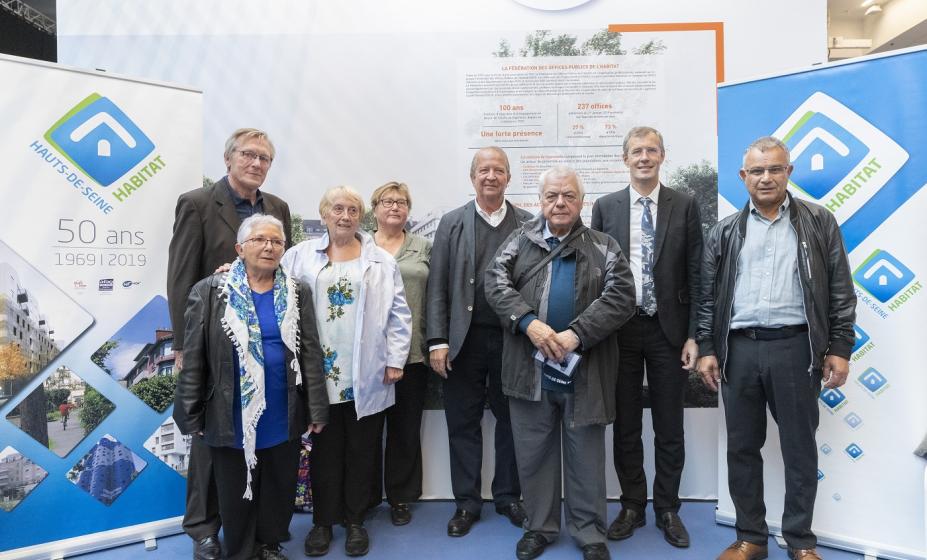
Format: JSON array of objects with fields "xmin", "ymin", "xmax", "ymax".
[{"xmin": 315, "ymin": 258, "xmax": 363, "ymax": 404}]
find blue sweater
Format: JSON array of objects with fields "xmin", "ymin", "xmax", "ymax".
[{"xmin": 231, "ymin": 289, "xmax": 289, "ymax": 449}]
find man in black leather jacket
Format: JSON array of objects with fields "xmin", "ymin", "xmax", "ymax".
[{"xmin": 695, "ymin": 137, "xmax": 856, "ymax": 560}]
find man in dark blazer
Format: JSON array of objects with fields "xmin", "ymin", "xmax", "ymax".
[
  {"xmin": 591, "ymin": 126, "xmax": 702, "ymax": 549},
  {"xmin": 167, "ymin": 128, "xmax": 292, "ymax": 560},
  {"xmin": 426, "ymin": 146, "xmax": 532, "ymax": 537}
]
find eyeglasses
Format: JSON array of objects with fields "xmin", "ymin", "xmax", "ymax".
[
  {"xmin": 236, "ymin": 150, "xmax": 273, "ymax": 165},
  {"xmin": 330, "ymin": 205, "xmax": 360, "ymax": 217},
  {"xmin": 244, "ymin": 237, "xmax": 285, "ymax": 248},
  {"xmin": 543, "ymin": 191, "xmax": 579, "ymax": 203},
  {"xmin": 378, "ymin": 198, "xmax": 409, "ymax": 208},
  {"xmin": 745, "ymin": 165, "xmax": 788, "ymax": 177}
]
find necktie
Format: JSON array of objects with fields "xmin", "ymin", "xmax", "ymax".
[
  {"xmin": 640, "ymin": 197, "xmax": 656, "ymax": 315},
  {"xmin": 546, "ymin": 236, "xmax": 560, "ymax": 249}
]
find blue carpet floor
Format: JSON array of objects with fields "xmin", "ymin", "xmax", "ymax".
[{"xmin": 76, "ymin": 501, "xmax": 865, "ymax": 559}]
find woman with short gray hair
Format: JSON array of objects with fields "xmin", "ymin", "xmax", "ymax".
[
  {"xmin": 174, "ymin": 214, "xmax": 329, "ymax": 560},
  {"xmin": 283, "ymin": 186, "xmax": 412, "ymax": 557}
]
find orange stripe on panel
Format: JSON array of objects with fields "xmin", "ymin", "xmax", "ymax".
[{"xmin": 607, "ymin": 22, "xmax": 724, "ymax": 83}]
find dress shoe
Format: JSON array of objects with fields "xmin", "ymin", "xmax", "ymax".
[
  {"xmin": 717, "ymin": 540, "xmax": 768, "ymax": 560},
  {"xmin": 256, "ymin": 543, "xmax": 287, "ymax": 560},
  {"xmin": 516, "ymin": 531, "xmax": 550, "ymax": 560},
  {"xmin": 496, "ymin": 501, "xmax": 528, "ymax": 528},
  {"xmin": 581, "ymin": 543, "xmax": 611, "ymax": 560},
  {"xmin": 345, "ymin": 524, "xmax": 369, "ymax": 557},
  {"xmin": 390, "ymin": 503, "xmax": 412, "ymax": 526},
  {"xmin": 304, "ymin": 525, "xmax": 333, "ymax": 557},
  {"xmin": 656, "ymin": 511, "xmax": 690, "ymax": 548},
  {"xmin": 606, "ymin": 508, "xmax": 645, "ymax": 540},
  {"xmin": 447, "ymin": 509, "xmax": 480, "ymax": 537},
  {"xmin": 193, "ymin": 535, "xmax": 221, "ymax": 560},
  {"xmin": 788, "ymin": 548, "xmax": 823, "ymax": 559}
]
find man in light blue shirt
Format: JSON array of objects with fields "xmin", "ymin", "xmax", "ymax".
[
  {"xmin": 730, "ymin": 195, "xmax": 806, "ymax": 330},
  {"xmin": 696, "ymin": 137, "xmax": 856, "ymax": 560}
]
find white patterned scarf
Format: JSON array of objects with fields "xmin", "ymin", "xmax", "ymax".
[{"xmin": 220, "ymin": 258, "xmax": 302, "ymax": 499}]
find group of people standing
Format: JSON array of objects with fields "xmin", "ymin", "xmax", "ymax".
[{"xmin": 168, "ymin": 125, "xmax": 856, "ymax": 560}]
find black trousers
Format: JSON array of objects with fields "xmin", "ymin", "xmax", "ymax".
[
  {"xmin": 443, "ymin": 326, "xmax": 520, "ymax": 514},
  {"xmin": 210, "ymin": 440, "xmax": 300, "ymax": 560},
  {"xmin": 312, "ymin": 401, "xmax": 384, "ymax": 526},
  {"xmin": 182, "ymin": 435, "xmax": 221, "ymax": 540},
  {"xmin": 384, "ymin": 362, "xmax": 429, "ymax": 504},
  {"xmin": 722, "ymin": 330, "xmax": 820, "ymax": 550},
  {"xmin": 370, "ymin": 362, "xmax": 430, "ymax": 508},
  {"xmin": 612, "ymin": 314, "xmax": 687, "ymax": 514}
]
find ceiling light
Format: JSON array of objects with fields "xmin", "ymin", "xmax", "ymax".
[
  {"xmin": 861, "ymin": 0, "xmax": 878, "ymax": 6},
  {"xmin": 865, "ymin": 5, "xmax": 883, "ymax": 15}
]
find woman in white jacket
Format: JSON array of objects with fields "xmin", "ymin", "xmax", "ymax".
[{"xmin": 282, "ymin": 186, "xmax": 411, "ymax": 558}]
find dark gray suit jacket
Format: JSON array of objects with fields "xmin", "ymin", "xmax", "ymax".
[
  {"xmin": 426, "ymin": 200, "xmax": 533, "ymax": 361},
  {"xmin": 166, "ymin": 176, "xmax": 292, "ymax": 351},
  {"xmin": 591, "ymin": 185, "xmax": 702, "ymax": 348}
]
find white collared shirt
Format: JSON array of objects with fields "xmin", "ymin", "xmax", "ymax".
[
  {"xmin": 476, "ymin": 199, "xmax": 508, "ymax": 227},
  {"xmin": 629, "ymin": 183, "xmax": 660, "ymax": 307}
]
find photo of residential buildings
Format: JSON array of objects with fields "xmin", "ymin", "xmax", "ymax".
[
  {"xmin": 0, "ymin": 446, "xmax": 48, "ymax": 512},
  {"xmin": 0, "ymin": 240, "xmax": 93, "ymax": 408},
  {"xmin": 121, "ymin": 329, "xmax": 175, "ymax": 388},
  {"xmin": 143, "ymin": 415, "xmax": 191, "ymax": 478},
  {"xmin": 66, "ymin": 434, "xmax": 146, "ymax": 507},
  {"xmin": 91, "ymin": 296, "xmax": 176, "ymax": 412}
]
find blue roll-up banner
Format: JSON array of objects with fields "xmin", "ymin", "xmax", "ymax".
[
  {"xmin": 0, "ymin": 55, "xmax": 201, "ymax": 558},
  {"xmin": 718, "ymin": 46, "xmax": 927, "ymax": 559}
]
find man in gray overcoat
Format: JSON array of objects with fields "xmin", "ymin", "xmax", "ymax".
[{"xmin": 485, "ymin": 166, "xmax": 635, "ymax": 560}]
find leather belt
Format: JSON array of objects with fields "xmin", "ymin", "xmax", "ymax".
[{"xmin": 732, "ymin": 324, "xmax": 808, "ymax": 340}]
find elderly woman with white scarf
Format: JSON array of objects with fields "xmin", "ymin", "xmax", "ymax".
[
  {"xmin": 282, "ymin": 186, "xmax": 412, "ymax": 558},
  {"xmin": 174, "ymin": 214, "xmax": 329, "ymax": 560}
]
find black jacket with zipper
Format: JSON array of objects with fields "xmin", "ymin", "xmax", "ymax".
[
  {"xmin": 173, "ymin": 273, "xmax": 330, "ymax": 446},
  {"xmin": 695, "ymin": 193, "xmax": 856, "ymax": 377}
]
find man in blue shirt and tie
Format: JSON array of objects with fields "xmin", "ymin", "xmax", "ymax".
[{"xmin": 591, "ymin": 126, "xmax": 703, "ymax": 549}]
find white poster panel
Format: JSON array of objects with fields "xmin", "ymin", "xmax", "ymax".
[
  {"xmin": 0, "ymin": 55, "xmax": 201, "ymax": 557},
  {"xmin": 458, "ymin": 53, "xmax": 666, "ymax": 219},
  {"xmin": 53, "ymin": 19, "xmax": 722, "ymax": 505}
]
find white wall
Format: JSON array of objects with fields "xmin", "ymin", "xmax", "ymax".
[
  {"xmin": 829, "ymin": 16, "xmax": 864, "ymax": 41},
  {"xmin": 58, "ymin": 0, "xmax": 826, "ymax": 83},
  {"xmin": 864, "ymin": 0, "xmax": 927, "ymax": 50}
]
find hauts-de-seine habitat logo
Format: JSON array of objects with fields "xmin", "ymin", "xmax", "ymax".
[
  {"xmin": 844, "ymin": 442, "xmax": 864, "ymax": 462},
  {"xmin": 46, "ymin": 94, "xmax": 154, "ymax": 186},
  {"xmin": 29, "ymin": 93, "xmax": 167, "ymax": 215},
  {"xmin": 851, "ymin": 324, "xmax": 874, "ymax": 361},
  {"xmin": 852, "ymin": 249, "xmax": 920, "ymax": 312},
  {"xmin": 856, "ymin": 367, "xmax": 889, "ymax": 397},
  {"xmin": 819, "ymin": 387, "xmax": 848, "ymax": 414},
  {"xmin": 772, "ymin": 92, "xmax": 908, "ymax": 234}
]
